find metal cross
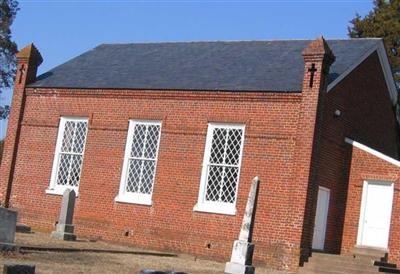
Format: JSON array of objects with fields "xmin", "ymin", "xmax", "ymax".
[
  {"xmin": 308, "ymin": 63, "xmax": 317, "ymax": 88},
  {"xmin": 18, "ymin": 64, "xmax": 26, "ymax": 84}
]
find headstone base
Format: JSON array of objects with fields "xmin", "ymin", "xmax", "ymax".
[
  {"xmin": 230, "ymin": 240, "xmax": 254, "ymax": 265},
  {"xmin": 0, "ymin": 242, "xmax": 19, "ymax": 252},
  {"xmin": 51, "ymin": 231, "xmax": 76, "ymax": 241},
  {"xmin": 224, "ymin": 262, "xmax": 255, "ymax": 274},
  {"xmin": 3, "ymin": 264, "xmax": 35, "ymax": 274},
  {"xmin": 16, "ymin": 223, "xmax": 32, "ymax": 234}
]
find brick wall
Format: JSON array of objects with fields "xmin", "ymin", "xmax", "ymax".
[
  {"xmin": 341, "ymin": 146, "xmax": 400, "ymax": 264},
  {"xmin": 3, "ymin": 41, "xmax": 397, "ymax": 272},
  {"xmin": 316, "ymin": 52, "xmax": 399, "ymax": 254},
  {"xmin": 7, "ymin": 88, "xmax": 308, "ymax": 271}
]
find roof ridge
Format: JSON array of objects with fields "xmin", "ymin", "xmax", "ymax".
[{"xmin": 98, "ymin": 38, "xmax": 382, "ymax": 46}]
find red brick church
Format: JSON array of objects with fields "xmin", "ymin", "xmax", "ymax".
[{"xmin": 1, "ymin": 37, "xmax": 399, "ymax": 272}]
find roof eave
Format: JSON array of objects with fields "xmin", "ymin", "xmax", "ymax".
[{"xmin": 25, "ymin": 85, "xmax": 302, "ymax": 93}]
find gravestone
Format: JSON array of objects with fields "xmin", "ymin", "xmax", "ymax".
[
  {"xmin": 225, "ymin": 176, "xmax": 261, "ymax": 274},
  {"xmin": 51, "ymin": 189, "xmax": 77, "ymax": 241},
  {"xmin": 16, "ymin": 224, "xmax": 31, "ymax": 234},
  {"xmin": 0, "ymin": 207, "xmax": 17, "ymax": 243},
  {"xmin": 3, "ymin": 264, "xmax": 35, "ymax": 274},
  {"xmin": 139, "ymin": 270, "xmax": 186, "ymax": 274}
]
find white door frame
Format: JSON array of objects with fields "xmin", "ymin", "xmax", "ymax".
[
  {"xmin": 356, "ymin": 180, "xmax": 394, "ymax": 249},
  {"xmin": 312, "ymin": 186, "xmax": 330, "ymax": 250}
]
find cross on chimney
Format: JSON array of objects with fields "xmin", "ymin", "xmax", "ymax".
[
  {"xmin": 308, "ymin": 63, "xmax": 317, "ymax": 88},
  {"xmin": 18, "ymin": 64, "xmax": 26, "ymax": 84}
]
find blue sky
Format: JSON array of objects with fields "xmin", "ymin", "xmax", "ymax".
[{"xmin": 0, "ymin": 0, "xmax": 374, "ymax": 138}]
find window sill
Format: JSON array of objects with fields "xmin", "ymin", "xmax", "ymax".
[
  {"xmin": 45, "ymin": 188, "xmax": 79, "ymax": 197},
  {"xmin": 114, "ymin": 195, "xmax": 152, "ymax": 206},
  {"xmin": 193, "ymin": 203, "xmax": 236, "ymax": 216}
]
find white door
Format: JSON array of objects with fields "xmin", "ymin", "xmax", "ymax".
[
  {"xmin": 357, "ymin": 181, "xmax": 394, "ymax": 249},
  {"xmin": 312, "ymin": 187, "xmax": 330, "ymax": 250}
]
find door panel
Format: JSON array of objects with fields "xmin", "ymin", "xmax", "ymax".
[
  {"xmin": 312, "ymin": 187, "xmax": 330, "ymax": 250},
  {"xmin": 359, "ymin": 181, "xmax": 393, "ymax": 249}
]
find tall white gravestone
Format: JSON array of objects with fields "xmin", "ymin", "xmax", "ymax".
[
  {"xmin": 225, "ymin": 176, "xmax": 260, "ymax": 274},
  {"xmin": 51, "ymin": 189, "xmax": 77, "ymax": 241}
]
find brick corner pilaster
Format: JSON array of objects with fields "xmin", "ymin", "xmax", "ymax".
[{"xmin": 0, "ymin": 43, "xmax": 42, "ymax": 207}]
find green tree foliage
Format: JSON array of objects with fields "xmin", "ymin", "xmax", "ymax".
[
  {"xmin": 348, "ymin": 0, "xmax": 400, "ymax": 88},
  {"xmin": 0, "ymin": 0, "xmax": 18, "ymax": 120}
]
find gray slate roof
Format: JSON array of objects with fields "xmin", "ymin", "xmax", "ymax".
[{"xmin": 29, "ymin": 39, "xmax": 381, "ymax": 92}]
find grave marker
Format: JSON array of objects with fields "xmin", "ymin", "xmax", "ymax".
[
  {"xmin": 225, "ymin": 176, "xmax": 261, "ymax": 274},
  {"xmin": 51, "ymin": 189, "xmax": 77, "ymax": 241}
]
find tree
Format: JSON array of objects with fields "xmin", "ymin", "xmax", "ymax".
[
  {"xmin": 348, "ymin": 0, "xmax": 400, "ymax": 89},
  {"xmin": 0, "ymin": 0, "xmax": 19, "ymax": 120}
]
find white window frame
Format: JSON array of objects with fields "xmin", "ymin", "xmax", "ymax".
[
  {"xmin": 115, "ymin": 120, "xmax": 162, "ymax": 206},
  {"xmin": 46, "ymin": 117, "xmax": 89, "ymax": 196},
  {"xmin": 194, "ymin": 123, "xmax": 245, "ymax": 215}
]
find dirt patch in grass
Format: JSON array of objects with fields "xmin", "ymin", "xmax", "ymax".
[{"xmin": 0, "ymin": 232, "xmax": 293, "ymax": 274}]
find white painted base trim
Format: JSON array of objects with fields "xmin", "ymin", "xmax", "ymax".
[{"xmin": 193, "ymin": 203, "xmax": 236, "ymax": 216}]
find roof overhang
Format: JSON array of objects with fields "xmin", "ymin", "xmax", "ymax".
[
  {"xmin": 327, "ymin": 40, "xmax": 398, "ymax": 106},
  {"xmin": 345, "ymin": 137, "xmax": 400, "ymax": 167}
]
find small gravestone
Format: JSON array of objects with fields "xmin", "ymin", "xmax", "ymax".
[
  {"xmin": 139, "ymin": 270, "xmax": 187, "ymax": 274},
  {"xmin": 0, "ymin": 207, "xmax": 17, "ymax": 243},
  {"xmin": 16, "ymin": 224, "xmax": 31, "ymax": 234},
  {"xmin": 3, "ymin": 264, "xmax": 35, "ymax": 274},
  {"xmin": 51, "ymin": 189, "xmax": 77, "ymax": 241},
  {"xmin": 225, "ymin": 176, "xmax": 261, "ymax": 274}
]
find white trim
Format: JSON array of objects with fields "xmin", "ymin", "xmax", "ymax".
[
  {"xmin": 356, "ymin": 180, "xmax": 394, "ymax": 248},
  {"xmin": 193, "ymin": 202, "xmax": 236, "ymax": 216},
  {"xmin": 327, "ymin": 40, "xmax": 397, "ymax": 105},
  {"xmin": 115, "ymin": 120, "xmax": 162, "ymax": 206},
  {"xmin": 377, "ymin": 42, "xmax": 398, "ymax": 105},
  {"xmin": 114, "ymin": 194, "xmax": 152, "ymax": 205},
  {"xmin": 45, "ymin": 187, "xmax": 79, "ymax": 197},
  {"xmin": 194, "ymin": 123, "xmax": 246, "ymax": 216},
  {"xmin": 47, "ymin": 117, "xmax": 88, "ymax": 195},
  {"xmin": 357, "ymin": 180, "xmax": 368, "ymax": 246},
  {"xmin": 345, "ymin": 137, "xmax": 400, "ymax": 167}
]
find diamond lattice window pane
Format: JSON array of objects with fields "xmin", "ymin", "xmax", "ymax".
[
  {"xmin": 131, "ymin": 124, "xmax": 146, "ymax": 158},
  {"xmin": 205, "ymin": 165, "xmax": 223, "ymax": 202},
  {"xmin": 225, "ymin": 129, "xmax": 243, "ymax": 166},
  {"xmin": 55, "ymin": 118, "xmax": 88, "ymax": 189},
  {"xmin": 144, "ymin": 125, "xmax": 160, "ymax": 159},
  {"xmin": 203, "ymin": 125, "xmax": 244, "ymax": 205},
  {"xmin": 123, "ymin": 122, "xmax": 161, "ymax": 197},
  {"xmin": 126, "ymin": 159, "xmax": 142, "ymax": 193},
  {"xmin": 69, "ymin": 155, "xmax": 83, "ymax": 187},
  {"xmin": 209, "ymin": 128, "xmax": 227, "ymax": 164},
  {"xmin": 221, "ymin": 167, "xmax": 239, "ymax": 203},
  {"xmin": 57, "ymin": 154, "xmax": 72, "ymax": 186},
  {"xmin": 140, "ymin": 160, "xmax": 156, "ymax": 194},
  {"xmin": 72, "ymin": 122, "xmax": 88, "ymax": 153},
  {"xmin": 61, "ymin": 121, "xmax": 75, "ymax": 152}
]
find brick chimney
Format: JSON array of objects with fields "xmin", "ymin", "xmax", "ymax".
[
  {"xmin": 289, "ymin": 37, "xmax": 336, "ymax": 266},
  {"xmin": 15, "ymin": 43, "xmax": 43, "ymax": 85},
  {"xmin": 0, "ymin": 43, "xmax": 42, "ymax": 207},
  {"xmin": 302, "ymin": 37, "xmax": 335, "ymax": 92}
]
